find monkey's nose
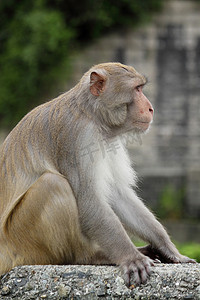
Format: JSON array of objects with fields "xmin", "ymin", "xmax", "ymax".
[{"xmin": 149, "ymin": 107, "xmax": 154, "ymax": 116}]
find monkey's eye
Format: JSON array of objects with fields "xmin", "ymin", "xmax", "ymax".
[{"xmin": 135, "ymin": 85, "xmax": 143, "ymax": 92}]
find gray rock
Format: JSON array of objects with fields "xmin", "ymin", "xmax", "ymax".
[{"xmin": 0, "ymin": 264, "xmax": 199, "ymax": 299}]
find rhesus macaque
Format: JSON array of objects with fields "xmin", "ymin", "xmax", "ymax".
[{"xmin": 0, "ymin": 63, "xmax": 195, "ymax": 286}]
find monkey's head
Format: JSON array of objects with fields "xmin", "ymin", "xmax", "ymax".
[{"xmin": 82, "ymin": 62, "xmax": 154, "ymax": 135}]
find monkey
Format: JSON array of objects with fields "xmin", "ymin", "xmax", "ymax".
[{"xmin": 0, "ymin": 62, "xmax": 195, "ymax": 286}]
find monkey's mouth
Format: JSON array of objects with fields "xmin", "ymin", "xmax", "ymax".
[
  {"xmin": 134, "ymin": 121, "xmax": 152, "ymax": 126},
  {"xmin": 133, "ymin": 120, "xmax": 152, "ymax": 133}
]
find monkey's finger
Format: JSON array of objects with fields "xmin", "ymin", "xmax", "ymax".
[
  {"xmin": 123, "ymin": 271, "xmax": 130, "ymax": 287},
  {"xmin": 122, "ymin": 266, "xmax": 140, "ymax": 286},
  {"xmin": 181, "ymin": 256, "xmax": 197, "ymax": 264},
  {"xmin": 130, "ymin": 262, "xmax": 141, "ymax": 285},
  {"xmin": 140, "ymin": 259, "xmax": 153, "ymax": 283},
  {"xmin": 122, "ymin": 265, "xmax": 132, "ymax": 287},
  {"xmin": 138, "ymin": 264, "xmax": 148, "ymax": 283},
  {"xmin": 144, "ymin": 262, "xmax": 152, "ymax": 276},
  {"xmin": 188, "ymin": 258, "xmax": 197, "ymax": 263},
  {"xmin": 153, "ymin": 258, "xmax": 161, "ymax": 263},
  {"xmin": 147, "ymin": 258, "xmax": 155, "ymax": 266}
]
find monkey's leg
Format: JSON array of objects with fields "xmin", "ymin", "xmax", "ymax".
[{"xmin": 1, "ymin": 172, "xmax": 108, "ymax": 274}]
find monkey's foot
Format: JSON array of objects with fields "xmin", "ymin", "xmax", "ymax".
[{"xmin": 138, "ymin": 245, "xmax": 196, "ymax": 264}]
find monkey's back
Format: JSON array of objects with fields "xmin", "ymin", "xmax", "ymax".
[{"xmin": 0, "ymin": 92, "xmax": 73, "ymax": 217}]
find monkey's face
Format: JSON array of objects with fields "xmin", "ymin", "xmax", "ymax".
[
  {"xmin": 89, "ymin": 63, "xmax": 154, "ymax": 134},
  {"xmin": 126, "ymin": 84, "xmax": 154, "ymax": 134}
]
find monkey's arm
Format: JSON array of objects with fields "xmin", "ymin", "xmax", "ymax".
[
  {"xmin": 77, "ymin": 189, "xmax": 140, "ymax": 260},
  {"xmin": 111, "ymin": 187, "xmax": 195, "ymax": 263},
  {"xmin": 73, "ymin": 178, "xmax": 154, "ymax": 285}
]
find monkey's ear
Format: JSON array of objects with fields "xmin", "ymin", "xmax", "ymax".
[{"xmin": 90, "ymin": 72, "xmax": 106, "ymax": 97}]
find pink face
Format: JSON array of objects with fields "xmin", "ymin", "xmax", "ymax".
[{"xmin": 127, "ymin": 83, "xmax": 154, "ymax": 133}]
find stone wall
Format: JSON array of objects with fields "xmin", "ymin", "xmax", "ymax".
[{"xmin": 64, "ymin": 0, "xmax": 200, "ymax": 219}]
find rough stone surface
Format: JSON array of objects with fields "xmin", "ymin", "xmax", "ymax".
[
  {"xmin": 0, "ymin": 0, "xmax": 200, "ymax": 241},
  {"xmin": 0, "ymin": 264, "xmax": 199, "ymax": 299}
]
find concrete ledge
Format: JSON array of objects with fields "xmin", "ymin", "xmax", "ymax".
[{"xmin": 0, "ymin": 264, "xmax": 200, "ymax": 299}]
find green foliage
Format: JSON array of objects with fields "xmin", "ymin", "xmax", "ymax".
[
  {"xmin": 0, "ymin": 0, "xmax": 74, "ymax": 126},
  {"xmin": 157, "ymin": 185, "xmax": 185, "ymax": 220},
  {"xmin": 0, "ymin": 0, "xmax": 163, "ymax": 127},
  {"xmin": 176, "ymin": 242, "xmax": 200, "ymax": 262}
]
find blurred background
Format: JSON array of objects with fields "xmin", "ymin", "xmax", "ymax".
[{"xmin": 0, "ymin": 0, "xmax": 200, "ymax": 261}]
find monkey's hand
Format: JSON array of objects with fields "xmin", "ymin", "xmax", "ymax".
[
  {"xmin": 138, "ymin": 245, "xmax": 196, "ymax": 264},
  {"xmin": 121, "ymin": 253, "xmax": 154, "ymax": 287}
]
